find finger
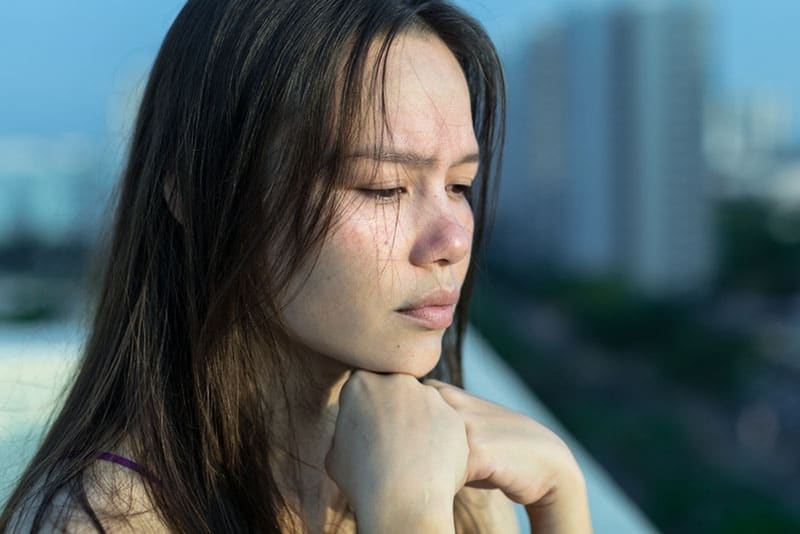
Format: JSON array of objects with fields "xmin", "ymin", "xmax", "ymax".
[
  {"xmin": 423, "ymin": 379, "xmax": 473, "ymax": 410},
  {"xmin": 422, "ymin": 378, "xmax": 460, "ymax": 390},
  {"xmin": 465, "ymin": 480, "xmax": 496, "ymax": 490},
  {"xmin": 422, "ymin": 379, "xmax": 464, "ymax": 400}
]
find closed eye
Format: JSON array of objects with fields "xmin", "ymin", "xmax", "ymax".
[
  {"xmin": 358, "ymin": 184, "xmax": 471, "ymax": 203},
  {"xmin": 448, "ymin": 183, "xmax": 472, "ymax": 200},
  {"xmin": 359, "ymin": 187, "xmax": 406, "ymax": 203}
]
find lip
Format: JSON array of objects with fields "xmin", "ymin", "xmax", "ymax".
[
  {"xmin": 398, "ymin": 289, "xmax": 460, "ymax": 310},
  {"xmin": 396, "ymin": 289, "xmax": 459, "ymax": 329},
  {"xmin": 397, "ymin": 305, "xmax": 455, "ymax": 329}
]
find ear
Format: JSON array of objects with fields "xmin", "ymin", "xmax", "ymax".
[{"xmin": 163, "ymin": 175, "xmax": 184, "ymax": 225}]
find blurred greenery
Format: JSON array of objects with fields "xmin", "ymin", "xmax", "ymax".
[
  {"xmin": 2, "ymin": 198, "xmax": 799, "ymax": 531},
  {"xmin": 471, "ymin": 278, "xmax": 800, "ymax": 533},
  {"xmin": 471, "ymin": 198, "xmax": 800, "ymax": 533},
  {"xmin": 476, "ymin": 269, "xmax": 759, "ymax": 398},
  {"xmin": 0, "ymin": 237, "xmax": 93, "ymax": 324},
  {"xmin": 718, "ymin": 199, "xmax": 800, "ymax": 294}
]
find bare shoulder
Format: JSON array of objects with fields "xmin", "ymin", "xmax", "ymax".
[
  {"xmin": 7, "ymin": 457, "xmax": 169, "ymax": 533},
  {"xmin": 78, "ymin": 454, "xmax": 169, "ymax": 532},
  {"xmin": 456, "ymin": 486, "xmax": 521, "ymax": 534}
]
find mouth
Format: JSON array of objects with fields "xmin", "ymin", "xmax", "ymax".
[
  {"xmin": 396, "ymin": 289, "xmax": 459, "ymax": 330},
  {"xmin": 396, "ymin": 305, "xmax": 455, "ymax": 330}
]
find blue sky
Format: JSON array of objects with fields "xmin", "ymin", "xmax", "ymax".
[{"xmin": 0, "ymin": 0, "xmax": 798, "ymax": 140}]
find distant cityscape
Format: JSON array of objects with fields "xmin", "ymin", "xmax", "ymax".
[
  {"xmin": 0, "ymin": 2, "xmax": 798, "ymax": 292},
  {"xmin": 491, "ymin": 2, "xmax": 800, "ymax": 297},
  {"xmin": 0, "ymin": 134, "xmax": 114, "ymax": 246},
  {"xmin": 1, "ymin": 2, "xmax": 799, "ymax": 531}
]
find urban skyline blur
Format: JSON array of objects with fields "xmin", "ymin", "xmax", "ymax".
[
  {"xmin": 1, "ymin": 2, "xmax": 799, "ymax": 532},
  {"xmin": 500, "ymin": 3, "xmax": 716, "ymax": 295},
  {"xmin": 1, "ymin": 0, "xmax": 799, "ymax": 251},
  {"xmin": 2, "ymin": 0, "xmax": 800, "ymax": 139}
]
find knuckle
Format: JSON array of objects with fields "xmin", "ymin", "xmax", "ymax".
[{"xmin": 349, "ymin": 369, "xmax": 369, "ymax": 382}]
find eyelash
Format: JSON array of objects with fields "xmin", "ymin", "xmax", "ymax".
[{"xmin": 359, "ymin": 184, "xmax": 473, "ymax": 203}]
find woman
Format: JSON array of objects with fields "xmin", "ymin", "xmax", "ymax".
[{"xmin": 1, "ymin": 0, "xmax": 592, "ymax": 532}]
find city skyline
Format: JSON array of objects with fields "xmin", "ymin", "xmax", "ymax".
[
  {"xmin": 2, "ymin": 1, "xmax": 797, "ymax": 252},
  {"xmin": 496, "ymin": 3, "xmax": 716, "ymax": 295},
  {"xmin": 0, "ymin": 0, "xmax": 798, "ymax": 142}
]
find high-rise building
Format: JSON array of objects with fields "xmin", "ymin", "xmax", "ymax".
[
  {"xmin": 616, "ymin": 4, "xmax": 715, "ymax": 294},
  {"xmin": 521, "ymin": 3, "xmax": 715, "ymax": 295}
]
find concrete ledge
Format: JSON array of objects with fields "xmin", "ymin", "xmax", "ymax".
[
  {"xmin": 0, "ymin": 323, "xmax": 658, "ymax": 533},
  {"xmin": 463, "ymin": 330, "xmax": 659, "ymax": 533}
]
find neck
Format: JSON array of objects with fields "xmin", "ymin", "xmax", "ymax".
[{"xmin": 268, "ymin": 344, "xmax": 354, "ymax": 529}]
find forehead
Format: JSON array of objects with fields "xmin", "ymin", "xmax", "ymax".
[{"xmin": 357, "ymin": 32, "xmax": 479, "ymax": 165}]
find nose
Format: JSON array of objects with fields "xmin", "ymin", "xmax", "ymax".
[{"xmin": 409, "ymin": 204, "xmax": 472, "ymax": 267}]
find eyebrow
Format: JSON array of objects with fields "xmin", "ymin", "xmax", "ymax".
[{"xmin": 348, "ymin": 149, "xmax": 480, "ymax": 168}]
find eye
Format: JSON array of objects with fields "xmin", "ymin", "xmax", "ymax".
[
  {"xmin": 359, "ymin": 187, "xmax": 406, "ymax": 202},
  {"xmin": 448, "ymin": 184, "xmax": 473, "ymax": 200}
]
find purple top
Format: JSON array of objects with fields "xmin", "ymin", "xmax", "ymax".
[{"xmin": 94, "ymin": 452, "xmax": 161, "ymax": 485}]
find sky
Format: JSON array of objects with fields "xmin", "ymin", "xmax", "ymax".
[{"xmin": 0, "ymin": 0, "xmax": 798, "ymax": 140}]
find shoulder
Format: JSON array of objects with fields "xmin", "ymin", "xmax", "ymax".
[
  {"xmin": 6, "ymin": 456, "xmax": 168, "ymax": 533},
  {"xmin": 81, "ymin": 453, "xmax": 169, "ymax": 532},
  {"xmin": 455, "ymin": 487, "xmax": 520, "ymax": 534}
]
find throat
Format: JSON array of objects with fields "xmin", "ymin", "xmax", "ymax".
[
  {"xmin": 276, "ymin": 465, "xmax": 354, "ymax": 533},
  {"xmin": 266, "ymin": 347, "xmax": 355, "ymax": 531}
]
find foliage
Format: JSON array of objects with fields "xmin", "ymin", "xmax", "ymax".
[
  {"xmin": 470, "ymin": 198, "xmax": 800, "ymax": 532},
  {"xmin": 717, "ymin": 199, "xmax": 800, "ymax": 294}
]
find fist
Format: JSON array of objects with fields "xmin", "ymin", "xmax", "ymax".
[{"xmin": 325, "ymin": 371, "xmax": 469, "ymax": 517}]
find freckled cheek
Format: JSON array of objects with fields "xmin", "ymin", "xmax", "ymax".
[
  {"xmin": 333, "ymin": 203, "xmax": 472, "ymax": 262},
  {"xmin": 326, "ymin": 224, "xmax": 374, "ymax": 266},
  {"xmin": 347, "ymin": 209, "xmax": 414, "ymax": 258},
  {"xmin": 323, "ymin": 217, "xmax": 399, "ymax": 285}
]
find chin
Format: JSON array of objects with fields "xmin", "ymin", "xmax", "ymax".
[
  {"xmin": 379, "ymin": 338, "xmax": 443, "ymax": 378},
  {"xmin": 350, "ymin": 350, "xmax": 439, "ymax": 376},
  {"xmin": 323, "ymin": 330, "xmax": 445, "ymax": 377},
  {"xmin": 385, "ymin": 359, "xmax": 439, "ymax": 379}
]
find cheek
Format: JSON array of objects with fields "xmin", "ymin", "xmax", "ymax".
[
  {"xmin": 277, "ymin": 203, "xmax": 464, "ymax": 375},
  {"xmin": 337, "ymin": 202, "xmax": 411, "ymax": 268},
  {"xmin": 294, "ymin": 211, "xmax": 402, "ymax": 315}
]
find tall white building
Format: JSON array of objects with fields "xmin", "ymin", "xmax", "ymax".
[
  {"xmin": 522, "ymin": 3, "xmax": 716, "ymax": 295},
  {"xmin": 618, "ymin": 4, "xmax": 715, "ymax": 294}
]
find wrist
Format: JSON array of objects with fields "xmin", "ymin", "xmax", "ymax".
[
  {"xmin": 355, "ymin": 490, "xmax": 455, "ymax": 534},
  {"xmin": 357, "ymin": 510, "xmax": 455, "ymax": 534}
]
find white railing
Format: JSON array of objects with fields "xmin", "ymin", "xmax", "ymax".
[{"xmin": 0, "ymin": 322, "xmax": 659, "ymax": 533}]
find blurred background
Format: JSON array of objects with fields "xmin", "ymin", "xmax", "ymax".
[{"xmin": 1, "ymin": 0, "xmax": 799, "ymax": 532}]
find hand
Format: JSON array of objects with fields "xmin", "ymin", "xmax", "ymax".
[
  {"xmin": 324, "ymin": 370, "xmax": 469, "ymax": 533},
  {"xmin": 424, "ymin": 379, "xmax": 593, "ymax": 533}
]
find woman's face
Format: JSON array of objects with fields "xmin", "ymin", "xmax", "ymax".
[{"xmin": 281, "ymin": 32, "xmax": 479, "ymax": 378}]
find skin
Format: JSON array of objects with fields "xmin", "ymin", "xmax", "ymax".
[
  {"xmin": 274, "ymin": 32, "xmax": 593, "ymax": 533},
  {"xmin": 53, "ymin": 30, "xmax": 590, "ymax": 534},
  {"xmin": 272, "ymin": 29, "xmax": 479, "ymax": 531},
  {"xmin": 279, "ymin": 36, "xmax": 476, "ymax": 379}
]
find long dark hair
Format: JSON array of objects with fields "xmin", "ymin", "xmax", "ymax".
[{"xmin": 1, "ymin": 0, "xmax": 504, "ymax": 532}]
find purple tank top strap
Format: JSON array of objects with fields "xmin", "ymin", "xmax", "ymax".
[{"xmin": 94, "ymin": 452, "xmax": 162, "ymax": 485}]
